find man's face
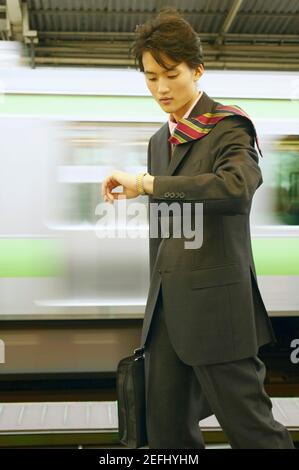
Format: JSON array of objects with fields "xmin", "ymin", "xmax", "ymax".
[{"xmin": 142, "ymin": 50, "xmax": 204, "ymax": 119}]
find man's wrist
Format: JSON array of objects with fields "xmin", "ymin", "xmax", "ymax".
[{"xmin": 143, "ymin": 173, "xmax": 155, "ymax": 195}]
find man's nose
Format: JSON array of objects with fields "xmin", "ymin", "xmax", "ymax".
[{"xmin": 157, "ymin": 80, "xmax": 170, "ymax": 94}]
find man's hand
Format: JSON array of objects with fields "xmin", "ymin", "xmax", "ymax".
[
  {"xmin": 101, "ymin": 170, "xmax": 138, "ymax": 203},
  {"xmin": 101, "ymin": 170, "xmax": 155, "ymax": 203}
]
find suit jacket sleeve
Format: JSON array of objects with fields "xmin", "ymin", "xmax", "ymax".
[
  {"xmin": 152, "ymin": 116, "xmax": 263, "ymax": 215},
  {"xmin": 147, "ymin": 136, "xmax": 160, "ymax": 279}
]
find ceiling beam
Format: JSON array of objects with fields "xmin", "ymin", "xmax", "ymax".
[
  {"xmin": 5, "ymin": 0, "xmax": 22, "ymax": 40},
  {"xmin": 25, "ymin": 9, "xmax": 299, "ymax": 20},
  {"xmin": 32, "ymin": 55, "xmax": 299, "ymax": 70},
  {"xmin": 220, "ymin": 0, "xmax": 243, "ymax": 34},
  {"xmin": 6, "ymin": 0, "xmax": 22, "ymax": 23},
  {"xmin": 21, "ymin": 2, "xmax": 38, "ymax": 44},
  {"xmin": 36, "ymin": 31, "xmax": 299, "ymax": 44},
  {"xmin": 217, "ymin": 0, "xmax": 243, "ymax": 45}
]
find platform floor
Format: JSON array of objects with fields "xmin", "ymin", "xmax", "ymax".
[{"xmin": 0, "ymin": 398, "xmax": 298, "ymax": 447}]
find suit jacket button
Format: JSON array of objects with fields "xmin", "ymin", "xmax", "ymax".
[
  {"xmin": 180, "ymin": 192, "xmax": 185, "ymax": 198},
  {"xmin": 164, "ymin": 191, "xmax": 170, "ymax": 197},
  {"xmin": 170, "ymin": 192, "xmax": 175, "ymax": 198}
]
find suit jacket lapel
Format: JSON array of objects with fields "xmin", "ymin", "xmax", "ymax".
[{"xmin": 155, "ymin": 91, "xmax": 218, "ymax": 176}]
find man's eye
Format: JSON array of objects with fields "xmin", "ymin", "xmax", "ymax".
[{"xmin": 148, "ymin": 75, "xmax": 178, "ymax": 81}]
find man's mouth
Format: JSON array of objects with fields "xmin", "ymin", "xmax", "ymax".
[{"xmin": 159, "ymin": 98, "xmax": 173, "ymax": 104}]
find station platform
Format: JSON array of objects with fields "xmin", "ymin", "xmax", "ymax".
[{"xmin": 0, "ymin": 398, "xmax": 298, "ymax": 448}]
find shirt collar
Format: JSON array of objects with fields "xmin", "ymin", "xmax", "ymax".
[{"xmin": 168, "ymin": 89, "xmax": 203, "ymax": 135}]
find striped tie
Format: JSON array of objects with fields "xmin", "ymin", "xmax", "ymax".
[
  {"xmin": 168, "ymin": 104, "xmax": 263, "ymax": 158},
  {"xmin": 170, "ymin": 142, "xmax": 175, "ymax": 158}
]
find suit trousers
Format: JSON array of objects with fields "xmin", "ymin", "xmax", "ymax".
[{"xmin": 144, "ymin": 287, "xmax": 295, "ymax": 449}]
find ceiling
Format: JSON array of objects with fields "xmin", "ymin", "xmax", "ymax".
[{"xmin": 1, "ymin": 0, "xmax": 299, "ymax": 70}]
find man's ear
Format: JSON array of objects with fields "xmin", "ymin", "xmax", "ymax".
[
  {"xmin": 198, "ymin": 64, "xmax": 205, "ymax": 77},
  {"xmin": 194, "ymin": 64, "xmax": 204, "ymax": 82}
]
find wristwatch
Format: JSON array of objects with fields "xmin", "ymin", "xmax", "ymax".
[{"xmin": 136, "ymin": 172, "xmax": 148, "ymax": 195}]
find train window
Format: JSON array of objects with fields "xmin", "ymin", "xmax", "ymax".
[
  {"xmin": 51, "ymin": 121, "xmax": 159, "ymax": 226},
  {"xmin": 274, "ymin": 136, "xmax": 299, "ymax": 225}
]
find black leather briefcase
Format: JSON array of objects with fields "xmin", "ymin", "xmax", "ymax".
[{"xmin": 116, "ymin": 346, "xmax": 148, "ymax": 448}]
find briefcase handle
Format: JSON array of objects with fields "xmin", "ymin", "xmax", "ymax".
[{"xmin": 133, "ymin": 346, "xmax": 145, "ymax": 361}]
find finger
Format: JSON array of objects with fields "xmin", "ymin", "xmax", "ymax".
[
  {"xmin": 112, "ymin": 192, "xmax": 126, "ymax": 200},
  {"xmin": 103, "ymin": 175, "xmax": 114, "ymax": 193},
  {"xmin": 104, "ymin": 194, "xmax": 114, "ymax": 203},
  {"xmin": 105, "ymin": 193, "xmax": 114, "ymax": 204},
  {"xmin": 101, "ymin": 177, "xmax": 107, "ymax": 197},
  {"xmin": 102, "ymin": 176, "xmax": 114, "ymax": 198}
]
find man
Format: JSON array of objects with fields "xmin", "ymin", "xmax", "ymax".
[{"xmin": 102, "ymin": 9, "xmax": 295, "ymax": 449}]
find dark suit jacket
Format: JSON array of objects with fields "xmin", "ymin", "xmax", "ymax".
[{"xmin": 140, "ymin": 91, "xmax": 276, "ymax": 366}]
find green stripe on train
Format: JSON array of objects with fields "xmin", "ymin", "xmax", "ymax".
[
  {"xmin": 0, "ymin": 237, "xmax": 298, "ymax": 277},
  {"xmin": 0, "ymin": 95, "xmax": 298, "ymax": 120},
  {"xmin": 252, "ymin": 238, "xmax": 299, "ymax": 275},
  {"xmin": 0, "ymin": 240, "xmax": 65, "ymax": 277}
]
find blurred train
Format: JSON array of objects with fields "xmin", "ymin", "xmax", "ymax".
[{"xmin": 0, "ymin": 62, "xmax": 299, "ymax": 377}]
